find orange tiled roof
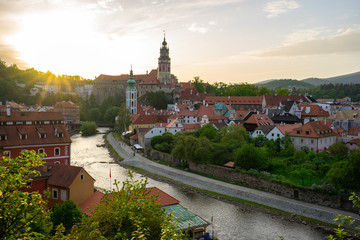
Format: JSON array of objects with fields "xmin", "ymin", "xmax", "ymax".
[
  {"xmin": 264, "ymin": 95, "xmax": 309, "ymax": 108},
  {"xmin": 132, "ymin": 114, "xmax": 169, "ymax": 125},
  {"xmin": 0, "ymin": 124, "xmax": 71, "ymax": 148},
  {"xmin": 245, "ymin": 114, "xmax": 274, "ymax": 126},
  {"xmin": 276, "ymin": 124, "xmax": 301, "ymax": 135},
  {"xmin": 0, "ymin": 111, "xmax": 64, "ymax": 122},
  {"xmin": 298, "ymin": 104, "xmax": 329, "ymax": 117},
  {"xmin": 205, "ymin": 96, "xmax": 263, "ymax": 105},
  {"xmin": 182, "ymin": 124, "xmax": 201, "ymax": 130},
  {"xmin": 289, "ymin": 121, "xmax": 337, "ymax": 138},
  {"xmin": 348, "ymin": 126, "xmax": 360, "ymax": 136},
  {"xmin": 79, "ymin": 190, "xmax": 104, "ymax": 216}
]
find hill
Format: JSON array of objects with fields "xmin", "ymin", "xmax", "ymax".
[
  {"xmin": 256, "ymin": 79, "xmax": 313, "ymax": 89},
  {"xmin": 302, "ymin": 71, "xmax": 360, "ymax": 86},
  {"xmin": 255, "ymin": 71, "xmax": 360, "ymax": 89}
]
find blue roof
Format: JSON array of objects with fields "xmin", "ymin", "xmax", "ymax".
[{"xmin": 214, "ymin": 102, "xmax": 227, "ymax": 110}]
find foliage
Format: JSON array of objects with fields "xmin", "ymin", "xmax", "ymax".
[
  {"xmin": 138, "ymin": 91, "xmax": 173, "ymax": 110},
  {"xmin": 0, "ymin": 151, "xmax": 51, "ymax": 239},
  {"xmin": 51, "ymin": 200, "xmax": 83, "ymax": 234},
  {"xmin": 151, "ymin": 132, "xmax": 175, "ymax": 154},
  {"xmin": 328, "ymin": 142, "xmax": 349, "ymax": 157},
  {"xmin": 220, "ymin": 125, "xmax": 249, "ymax": 148},
  {"xmin": 67, "ymin": 173, "xmax": 185, "ymax": 239},
  {"xmin": 114, "ymin": 104, "xmax": 131, "ymax": 134},
  {"xmin": 104, "ymin": 106, "xmax": 121, "ymax": 123},
  {"xmin": 80, "ymin": 121, "xmax": 98, "ymax": 136},
  {"xmin": 196, "ymin": 124, "xmax": 220, "ymax": 142},
  {"xmin": 234, "ymin": 143, "xmax": 269, "ymax": 170},
  {"xmin": 192, "ymin": 76, "xmax": 205, "ymax": 93},
  {"xmin": 88, "ymin": 107, "xmax": 102, "ymax": 121}
]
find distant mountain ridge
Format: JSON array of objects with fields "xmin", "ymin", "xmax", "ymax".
[{"xmin": 256, "ymin": 71, "xmax": 360, "ymax": 88}]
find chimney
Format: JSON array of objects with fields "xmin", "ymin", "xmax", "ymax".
[
  {"xmin": 228, "ymin": 96, "xmax": 230, "ymax": 100},
  {"xmin": 206, "ymin": 103, "xmax": 208, "ymax": 107},
  {"xmin": 146, "ymin": 70, "xmax": 148, "ymax": 75},
  {"xmin": 6, "ymin": 105, "xmax": 10, "ymax": 117},
  {"xmin": 203, "ymin": 99, "xmax": 205, "ymax": 105},
  {"xmin": 190, "ymin": 89, "xmax": 193, "ymax": 95}
]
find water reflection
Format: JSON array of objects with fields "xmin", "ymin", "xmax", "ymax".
[{"xmin": 71, "ymin": 129, "xmax": 326, "ymax": 240}]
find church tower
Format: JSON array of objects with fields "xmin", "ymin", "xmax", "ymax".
[
  {"xmin": 157, "ymin": 33, "xmax": 171, "ymax": 84},
  {"xmin": 126, "ymin": 66, "xmax": 137, "ymax": 114}
]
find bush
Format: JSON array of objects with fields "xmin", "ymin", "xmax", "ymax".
[
  {"xmin": 80, "ymin": 121, "xmax": 97, "ymax": 136},
  {"xmin": 234, "ymin": 143, "xmax": 269, "ymax": 170}
]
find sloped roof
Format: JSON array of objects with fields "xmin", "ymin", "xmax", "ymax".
[
  {"xmin": 347, "ymin": 138, "xmax": 360, "ymax": 145},
  {"xmin": 54, "ymin": 101, "xmax": 78, "ymax": 108},
  {"xmin": 178, "ymin": 88, "xmax": 202, "ymax": 101},
  {"xmin": 132, "ymin": 114, "xmax": 169, "ymax": 125},
  {"xmin": 255, "ymin": 125, "xmax": 276, "ymax": 134},
  {"xmin": 289, "ymin": 121, "xmax": 337, "ymax": 138},
  {"xmin": 182, "ymin": 124, "xmax": 201, "ymax": 130},
  {"xmin": 146, "ymin": 187, "xmax": 180, "ymax": 206},
  {"xmin": 348, "ymin": 126, "xmax": 360, "ymax": 136},
  {"xmin": 205, "ymin": 96, "xmax": 263, "ymax": 105},
  {"xmin": 280, "ymin": 101, "xmax": 295, "ymax": 112},
  {"xmin": 78, "ymin": 190, "xmax": 105, "ymax": 216},
  {"xmin": 298, "ymin": 104, "xmax": 329, "ymax": 117},
  {"xmin": 0, "ymin": 124, "xmax": 71, "ymax": 148},
  {"xmin": 264, "ymin": 95, "xmax": 309, "ymax": 108},
  {"xmin": 47, "ymin": 163, "xmax": 88, "ymax": 188},
  {"xmin": 0, "ymin": 111, "xmax": 64, "ymax": 122},
  {"xmin": 276, "ymin": 124, "xmax": 301, "ymax": 135},
  {"xmin": 245, "ymin": 114, "xmax": 274, "ymax": 126},
  {"xmin": 224, "ymin": 161, "xmax": 235, "ymax": 168},
  {"xmin": 328, "ymin": 110, "xmax": 360, "ymax": 121}
]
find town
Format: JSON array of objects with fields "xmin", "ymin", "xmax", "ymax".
[{"xmin": 1, "ymin": 32, "xmax": 360, "ymax": 239}]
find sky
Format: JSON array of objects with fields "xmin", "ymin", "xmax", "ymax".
[{"xmin": 0, "ymin": 0, "xmax": 359, "ymax": 84}]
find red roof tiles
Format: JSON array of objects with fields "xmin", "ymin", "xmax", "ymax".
[{"xmin": 289, "ymin": 121, "xmax": 337, "ymax": 138}]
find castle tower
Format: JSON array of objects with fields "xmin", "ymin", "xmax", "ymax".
[
  {"xmin": 126, "ymin": 66, "xmax": 137, "ymax": 114},
  {"xmin": 157, "ymin": 33, "xmax": 171, "ymax": 84}
]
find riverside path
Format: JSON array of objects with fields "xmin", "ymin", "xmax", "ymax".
[{"xmin": 106, "ymin": 133, "xmax": 360, "ymax": 227}]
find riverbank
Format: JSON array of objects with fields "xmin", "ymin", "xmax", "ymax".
[{"xmin": 104, "ymin": 134, "xmax": 358, "ymax": 238}]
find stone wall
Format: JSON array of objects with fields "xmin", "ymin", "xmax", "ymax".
[{"xmin": 149, "ymin": 150, "xmax": 352, "ymax": 210}]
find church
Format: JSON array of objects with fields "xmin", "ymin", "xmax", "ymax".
[{"xmin": 93, "ymin": 34, "xmax": 181, "ymax": 105}]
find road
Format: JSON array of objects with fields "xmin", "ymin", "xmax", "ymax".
[{"xmin": 107, "ymin": 132, "xmax": 360, "ymax": 227}]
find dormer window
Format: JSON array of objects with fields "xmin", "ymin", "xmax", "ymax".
[
  {"xmin": 20, "ymin": 134, "xmax": 27, "ymax": 140},
  {"xmin": 0, "ymin": 135, "xmax": 6, "ymax": 141},
  {"xmin": 306, "ymin": 131, "xmax": 310, "ymax": 135}
]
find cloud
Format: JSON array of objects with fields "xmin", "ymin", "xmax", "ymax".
[
  {"xmin": 264, "ymin": 0, "xmax": 299, "ymax": 18},
  {"xmin": 257, "ymin": 28, "xmax": 360, "ymax": 57},
  {"xmin": 187, "ymin": 23, "xmax": 208, "ymax": 34}
]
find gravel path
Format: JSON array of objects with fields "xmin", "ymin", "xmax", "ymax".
[{"xmin": 107, "ymin": 133, "xmax": 360, "ymax": 227}]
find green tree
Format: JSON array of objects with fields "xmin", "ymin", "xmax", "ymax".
[
  {"xmin": 192, "ymin": 76, "xmax": 205, "ymax": 93},
  {"xmin": 0, "ymin": 151, "xmax": 51, "ymax": 239},
  {"xmin": 138, "ymin": 91, "xmax": 173, "ymax": 109},
  {"xmin": 71, "ymin": 173, "xmax": 185, "ymax": 239},
  {"xmin": 220, "ymin": 125, "xmax": 249, "ymax": 148},
  {"xmin": 328, "ymin": 142, "xmax": 349, "ymax": 157},
  {"xmin": 291, "ymin": 167, "xmax": 310, "ymax": 186},
  {"xmin": 104, "ymin": 106, "xmax": 121, "ymax": 123},
  {"xmin": 197, "ymin": 124, "xmax": 219, "ymax": 142},
  {"xmin": 51, "ymin": 200, "xmax": 83, "ymax": 235},
  {"xmin": 275, "ymin": 88, "xmax": 290, "ymax": 95},
  {"xmin": 88, "ymin": 107, "xmax": 101, "ymax": 122},
  {"xmin": 80, "ymin": 121, "xmax": 97, "ymax": 136},
  {"xmin": 234, "ymin": 143, "xmax": 268, "ymax": 170},
  {"xmin": 114, "ymin": 104, "xmax": 131, "ymax": 134}
]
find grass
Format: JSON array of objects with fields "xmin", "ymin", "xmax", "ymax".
[{"xmin": 105, "ymin": 136, "xmax": 124, "ymax": 161}]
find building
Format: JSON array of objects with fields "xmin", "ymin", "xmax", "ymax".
[
  {"xmin": 289, "ymin": 121, "xmax": 337, "ymax": 152},
  {"xmin": 126, "ymin": 68, "xmax": 137, "ymax": 114},
  {"xmin": 298, "ymin": 103, "xmax": 329, "ymax": 123},
  {"xmin": 204, "ymin": 96, "xmax": 263, "ymax": 111},
  {"xmin": 243, "ymin": 114, "xmax": 274, "ymax": 132},
  {"xmin": 93, "ymin": 36, "xmax": 179, "ymax": 105},
  {"xmin": 46, "ymin": 163, "xmax": 95, "ymax": 208},
  {"xmin": 0, "ymin": 108, "xmax": 71, "ymax": 165},
  {"xmin": 54, "ymin": 101, "xmax": 80, "ymax": 124}
]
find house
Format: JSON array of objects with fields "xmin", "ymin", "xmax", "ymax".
[
  {"xmin": 166, "ymin": 118, "xmax": 183, "ymax": 134},
  {"xmin": 205, "ymin": 96, "xmax": 263, "ymax": 111},
  {"xmin": 346, "ymin": 138, "xmax": 360, "ymax": 150},
  {"xmin": 47, "ymin": 163, "xmax": 95, "ymax": 208},
  {"xmin": 289, "ymin": 121, "xmax": 337, "ymax": 152},
  {"xmin": 54, "ymin": 101, "xmax": 80, "ymax": 124},
  {"xmin": 243, "ymin": 114, "xmax": 274, "ymax": 132},
  {"xmin": 276, "ymin": 124, "xmax": 302, "ymax": 136},
  {"xmin": 129, "ymin": 114, "xmax": 169, "ymax": 132},
  {"xmin": 182, "ymin": 123, "xmax": 201, "ymax": 132},
  {"xmin": 328, "ymin": 110, "xmax": 360, "ymax": 132},
  {"xmin": 348, "ymin": 126, "xmax": 360, "ymax": 138},
  {"xmin": 298, "ymin": 104, "xmax": 329, "ymax": 123},
  {"xmin": 0, "ymin": 109, "xmax": 71, "ymax": 165},
  {"xmin": 138, "ymin": 125, "xmax": 166, "ymax": 147},
  {"xmin": 252, "ymin": 125, "xmax": 276, "ymax": 138},
  {"xmin": 262, "ymin": 95, "xmax": 311, "ymax": 109}
]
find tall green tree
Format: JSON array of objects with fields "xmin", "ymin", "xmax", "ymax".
[
  {"xmin": 51, "ymin": 200, "xmax": 83, "ymax": 234},
  {"xmin": 0, "ymin": 151, "xmax": 51, "ymax": 239},
  {"xmin": 80, "ymin": 121, "xmax": 97, "ymax": 136},
  {"xmin": 234, "ymin": 143, "xmax": 268, "ymax": 170}
]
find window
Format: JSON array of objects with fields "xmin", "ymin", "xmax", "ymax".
[
  {"xmin": 40, "ymin": 133, "xmax": 46, "ymax": 139},
  {"xmin": 52, "ymin": 188, "xmax": 58, "ymax": 199},
  {"xmin": 20, "ymin": 134, "xmax": 27, "ymax": 140},
  {"xmin": 80, "ymin": 174, "xmax": 84, "ymax": 181},
  {"xmin": 0, "ymin": 135, "xmax": 6, "ymax": 141},
  {"xmin": 61, "ymin": 189, "xmax": 67, "ymax": 201},
  {"xmin": 3, "ymin": 151, "xmax": 10, "ymax": 157},
  {"xmin": 271, "ymin": 133, "xmax": 274, "ymax": 136},
  {"xmin": 311, "ymin": 140, "xmax": 314, "ymax": 144},
  {"xmin": 54, "ymin": 148, "xmax": 60, "ymax": 156},
  {"xmin": 38, "ymin": 148, "xmax": 45, "ymax": 154},
  {"xmin": 300, "ymin": 138, "xmax": 303, "ymax": 143}
]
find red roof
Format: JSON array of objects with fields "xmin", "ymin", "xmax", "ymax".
[
  {"xmin": 146, "ymin": 187, "xmax": 180, "ymax": 206},
  {"xmin": 0, "ymin": 111, "xmax": 64, "ymax": 122},
  {"xmin": 182, "ymin": 124, "xmax": 201, "ymax": 130},
  {"xmin": 276, "ymin": 124, "xmax": 301, "ymax": 135},
  {"xmin": 132, "ymin": 114, "xmax": 169, "ymax": 125},
  {"xmin": 289, "ymin": 121, "xmax": 337, "ymax": 138},
  {"xmin": 224, "ymin": 161, "xmax": 235, "ymax": 168},
  {"xmin": 205, "ymin": 96, "xmax": 263, "ymax": 105},
  {"xmin": 47, "ymin": 163, "xmax": 94, "ymax": 188},
  {"xmin": 78, "ymin": 190, "xmax": 104, "ymax": 216},
  {"xmin": 348, "ymin": 126, "xmax": 360, "ymax": 136},
  {"xmin": 264, "ymin": 95, "xmax": 309, "ymax": 108},
  {"xmin": 0, "ymin": 124, "xmax": 71, "ymax": 148},
  {"xmin": 245, "ymin": 114, "xmax": 274, "ymax": 126},
  {"xmin": 298, "ymin": 104, "xmax": 329, "ymax": 117}
]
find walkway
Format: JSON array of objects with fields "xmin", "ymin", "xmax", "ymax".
[{"xmin": 107, "ymin": 133, "xmax": 360, "ymax": 226}]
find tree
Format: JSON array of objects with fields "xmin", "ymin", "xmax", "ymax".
[
  {"xmin": 80, "ymin": 121, "xmax": 97, "ymax": 136},
  {"xmin": 51, "ymin": 200, "xmax": 83, "ymax": 234},
  {"xmin": 192, "ymin": 76, "xmax": 205, "ymax": 93},
  {"xmin": 197, "ymin": 124, "xmax": 219, "ymax": 142},
  {"xmin": 104, "ymin": 106, "xmax": 121, "ymax": 123},
  {"xmin": 275, "ymin": 88, "xmax": 290, "ymax": 95},
  {"xmin": 291, "ymin": 167, "xmax": 310, "ymax": 186},
  {"xmin": 328, "ymin": 142, "xmax": 349, "ymax": 157},
  {"xmin": 0, "ymin": 151, "xmax": 51, "ymax": 239},
  {"xmin": 234, "ymin": 143, "xmax": 268, "ymax": 170},
  {"xmin": 114, "ymin": 104, "xmax": 131, "ymax": 134},
  {"xmin": 220, "ymin": 125, "xmax": 249, "ymax": 148},
  {"xmin": 138, "ymin": 91, "xmax": 173, "ymax": 109},
  {"xmin": 88, "ymin": 107, "xmax": 101, "ymax": 122},
  {"xmin": 70, "ymin": 173, "xmax": 185, "ymax": 239}
]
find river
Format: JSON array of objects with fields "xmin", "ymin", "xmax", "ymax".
[{"xmin": 71, "ymin": 128, "xmax": 327, "ymax": 240}]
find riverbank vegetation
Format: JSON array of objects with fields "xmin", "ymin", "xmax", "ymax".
[
  {"xmin": 151, "ymin": 124, "xmax": 360, "ymax": 192},
  {"xmin": 80, "ymin": 121, "xmax": 98, "ymax": 136},
  {"xmin": 0, "ymin": 152, "xmax": 185, "ymax": 239}
]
